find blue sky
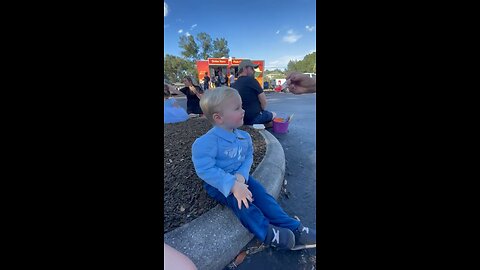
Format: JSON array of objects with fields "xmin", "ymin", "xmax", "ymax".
[{"xmin": 164, "ymin": 0, "xmax": 316, "ymax": 70}]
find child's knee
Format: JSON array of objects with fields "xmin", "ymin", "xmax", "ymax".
[{"xmin": 228, "ymin": 197, "xmax": 257, "ymax": 213}]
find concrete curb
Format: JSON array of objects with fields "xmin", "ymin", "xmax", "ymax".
[{"xmin": 164, "ymin": 129, "xmax": 285, "ymax": 270}]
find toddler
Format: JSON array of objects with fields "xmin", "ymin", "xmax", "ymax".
[{"xmin": 192, "ymin": 87, "xmax": 316, "ymax": 250}]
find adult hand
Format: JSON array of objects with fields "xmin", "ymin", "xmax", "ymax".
[
  {"xmin": 231, "ymin": 181, "xmax": 253, "ymax": 209},
  {"xmin": 286, "ymin": 72, "xmax": 316, "ymax": 94}
]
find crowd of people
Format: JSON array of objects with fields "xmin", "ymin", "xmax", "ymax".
[
  {"xmin": 164, "ymin": 59, "xmax": 318, "ymax": 126},
  {"xmin": 163, "ymin": 61, "xmax": 317, "ymax": 269}
]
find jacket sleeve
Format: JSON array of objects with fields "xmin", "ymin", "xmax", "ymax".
[
  {"xmin": 192, "ymin": 136, "xmax": 236, "ymax": 198},
  {"xmin": 234, "ymin": 134, "xmax": 254, "ymax": 183},
  {"xmin": 179, "ymin": 87, "xmax": 188, "ymax": 95}
]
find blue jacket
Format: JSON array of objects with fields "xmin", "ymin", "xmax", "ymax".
[
  {"xmin": 192, "ymin": 126, "xmax": 254, "ymax": 198},
  {"xmin": 164, "ymin": 98, "xmax": 189, "ymax": 124}
]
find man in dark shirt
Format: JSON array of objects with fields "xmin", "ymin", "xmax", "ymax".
[
  {"xmin": 203, "ymin": 72, "xmax": 210, "ymax": 90},
  {"xmin": 231, "ymin": 59, "xmax": 276, "ymax": 126},
  {"xmin": 218, "ymin": 70, "xmax": 227, "ymax": 86}
]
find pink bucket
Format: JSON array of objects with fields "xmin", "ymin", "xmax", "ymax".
[{"xmin": 273, "ymin": 119, "xmax": 289, "ymax": 134}]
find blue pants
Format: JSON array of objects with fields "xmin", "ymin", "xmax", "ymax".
[
  {"xmin": 246, "ymin": 110, "xmax": 274, "ymax": 125},
  {"xmin": 204, "ymin": 176, "xmax": 300, "ymax": 242}
]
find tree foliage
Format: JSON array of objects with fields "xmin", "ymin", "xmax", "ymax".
[
  {"xmin": 165, "ymin": 33, "xmax": 231, "ymax": 83},
  {"xmin": 196, "ymin": 32, "xmax": 213, "ymax": 60},
  {"xmin": 163, "ymin": 54, "xmax": 196, "ymax": 83},
  {"xmin": 212, "ymin": 38, "xmax": 229, "ymax": 58},
  {"xmin": 178, "ymin": 32, "xmax": 229, "ymax": 60},
  {"xmin": 264, "ymin": 69, "xmax": 286, "ymax": 80},
  {"xmin": 286, "ymin": 52, "xmax": 316, "ymax": 73},
  {"xmin": 178, "ymin": 35, "xmax": 199, "ymax": 62}
]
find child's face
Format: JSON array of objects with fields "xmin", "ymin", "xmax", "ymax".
[{"xmin": 216, "ymin": 95, "xmax": 244, "ymax": 129}]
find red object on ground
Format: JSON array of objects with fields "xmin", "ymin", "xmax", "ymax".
[{"xmin": 274, "ymin": 85, "xmax": 282, "ymax": 92}]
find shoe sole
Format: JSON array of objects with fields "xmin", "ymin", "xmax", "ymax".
[{"xmin": 291, "ymin": 244, "xmax": 316, "ymax": 251}]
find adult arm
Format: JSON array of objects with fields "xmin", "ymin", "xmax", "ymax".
[
  {"xmin": 251, "ymin": 77, "xmax": 268, "ymax": 110},
  {"xmin": 258, "ymin": 92, "xmax": 267, "ymax": 110},
  {"xmin": 168, "ymin": 85, "xmax": 184, "ymax": 96},
  {"xmin": 192, "ymin": 137, "xmax": 236, "ymax": 198},
  {"xmin": 286, "ymin": 72, "xmax": 316, "ymax": 94},
  {"xmin": 179, "ymin": 87, "xmax": 188, "ymax": 96},
  {"xmin": 164, "ymin": 243, "xmax": 197, "ymax": 270},
  {"xmin": 190, "ymin": 86, "xmax": 203, "ymax": 99}
]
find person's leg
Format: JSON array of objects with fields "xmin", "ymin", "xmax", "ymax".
[
  {"xmin": 247, "ymin": 176, "xmax": 300, "ymax": 231},
  {"xmin": 251, "ymin": 110, "xmax": 276, "ymax": 127},
  {"xmin": 205, "ymin": 183, "xmax": 269, "ymax": 241},
  {"xmin": 164, "ymin": 243, "xmax": 197, "ymax": 270},
  {"xmin": 204, "ymin": 182, "xmax": 296, "ymax": 249}
]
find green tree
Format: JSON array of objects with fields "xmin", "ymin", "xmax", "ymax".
[
  {"xmin": 196, "ymin": 32, "xmax": 213, "ymax": 60},
  {"xmin": 164, "ymin": 54, "xmax": 196, "ymax": 83},
  {"xmin": 286, "ymin": 52, "xmax": 316, "ymax": 73},
  {"xmin": 178, "ymin": 35, "xmax": 199, "ymax": 61},
  {"xmin": 212, "ymin": 38, "xmax": 229, "ymax": 58},
  {"xmin": 287, "ymin": 60, "xmax": 298, "ymax": 72},
  {"xmin": 178, "ymin": 33, "xmax": 230, "ymax": 60}
]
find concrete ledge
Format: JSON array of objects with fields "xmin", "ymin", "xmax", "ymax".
[{"xmin": 164, "ymin": 130, "xmax": 285, "ymax": 270}]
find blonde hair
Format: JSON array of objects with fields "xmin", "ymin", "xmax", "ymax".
[{"xmin": 200, "ymin": 86, "xmax": 240, "ymax": 123}]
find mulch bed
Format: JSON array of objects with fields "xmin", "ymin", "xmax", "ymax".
[{"xmin": 164, "ymin": 117, "xmax": 266, "ymax": 233}]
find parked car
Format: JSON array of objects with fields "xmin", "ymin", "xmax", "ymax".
[{"xmin": 164, "ymin": 80, "xmax": 184, "ymax": 96}]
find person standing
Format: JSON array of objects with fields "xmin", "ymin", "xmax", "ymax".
[
  {"xmin": 179, "ymin": 76, "xmax": 203, "ymax": 115},
  {"xmin": 203, "ymin": 72, "xmax": 210, "ymax": 90},
  {"xmin": 229, "ymin": 72, "xmax": 235, "ymax": 86},
  {"xmin": 231, "ymin": 60, "xmax": 276, "ymax": 127},
  {"xmin": 218, "ymin": 70, "xmax": 227, "ymax": 86}
]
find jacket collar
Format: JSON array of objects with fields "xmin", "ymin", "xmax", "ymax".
[{"xmin": 211, "ymin": 126, "xmax": 246, "ymax": 142}]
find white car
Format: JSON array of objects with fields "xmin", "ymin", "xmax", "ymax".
[
  {"xmin": 164, "ymin": 79, "xmax": 184, "ymax": 96},
  {"xmin": 303, "ymin": 73, "xmax": 316, "ymax": 78}
]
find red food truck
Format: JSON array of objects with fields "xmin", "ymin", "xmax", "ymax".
[{"xmin": 196, "ymin": 58, "xmax": 265, "ymax": 89}]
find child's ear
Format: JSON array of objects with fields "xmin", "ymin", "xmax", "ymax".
[{"xmin": 213, "ymin": 113, "xmax": 222, "ymax": 124}]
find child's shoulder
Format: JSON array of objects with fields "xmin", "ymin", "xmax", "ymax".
[
  {"xmin": 193, "ymin": 128, "xmax": 218, "ymax": 144},
  {"xmin": 235, "ymin": 129, "xmax": 252, "ymax": 140}
]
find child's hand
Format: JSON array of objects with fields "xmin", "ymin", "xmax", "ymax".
[
  {"xmin": 235, "ymin": 173, "xmax": 246, "ymax": 184},
  {"xmin": 231, "ymin": 181, "xmax": 253, "ymax": 210}
]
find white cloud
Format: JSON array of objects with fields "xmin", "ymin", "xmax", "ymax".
[
  {"xmin": 266, "ymin": 49, "xmax": 315, "ymax": 69},
  {"xmin": 282, "ymin": 29, "xmax": 302, "ymax": 43},
  {"xmin": 178, "ymin": 29, "xmax": 183, "ymax": 34},
  {"xmin": 266, "ymin": 54, "xmax": 305, "ymax": 69},
  {"xmin": 275, "ymin": 30, "xmax": 280, "ymax": 34},
  {"xmin": 191, "ymin": 24, "xmax": 197, "ymax": 30},
  {"xmin": 164, "ymin": 2, "xmax": 168, "ymax": 17},
  {"xmin": 305, "ymin": 25, "xmax": 315, "ymax": 32},
  {"xmin": 186, "ymin": 32, "xmax": 191, "ymax": 37}
]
